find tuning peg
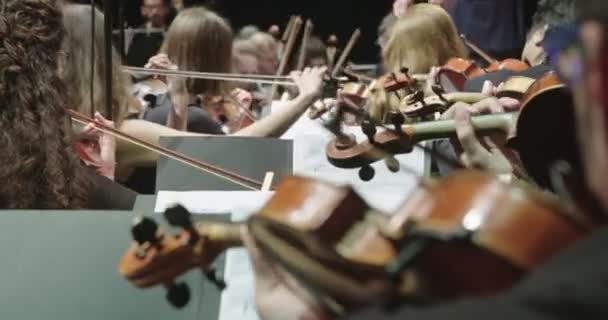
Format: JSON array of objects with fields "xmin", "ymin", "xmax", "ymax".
[
  {"xmin": 164, "ymin": 205, "xmax": 193, "ymax": 229},
  {"xmin": 131, "ymin": 216, "xmax": 159, "ymax": 246},
  {"xmin": 385, "ymin": 156, "xmax": 400, "ymax": 173},
  {"xmin": 204, "ymin": 269, "xmax": 227, "ymax": 290},
  {"xmin": 359, "ymin": 165, "xmax": 375, "ymax": 182},
  {"xmin": 166, "ymin": 282, "xmax": 191, "ymax": 309},
  {"xmin": 411, "ymin": 90, "xmax": 425, "ymax": 104},
  {"xmin": 387, "ymin": 111, "xmax": 405, "ymax": 131},
  {"xmin": 361, "ymin": 118, "xmax": 377, "ymax": 143},
  {"xmin": 431, "ymin": 84, "xmax": 447, "ymax": 102}
]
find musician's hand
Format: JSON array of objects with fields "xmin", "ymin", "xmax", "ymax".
[
  {"xmin": 481, "ymin": 80, "xmax": 522, "ymax": 112},
  {"xmin": 242, "ymin": 228, "xmax": 329, "ymax": 320},
  {"xmin": 145, "ymin": 53, "xmax": 177, "ymax": 71},
  {"xmin": 232, "ymin": 88, "xmax": 253, "ymax": 110},
  {"xmin": 81, "ymin": 112, "xmax": 117, "ymax": 180},
  {"xmin": 290, "ymin": 66, "xmax": 327, "ymax": 100},
  {"xmin": 443, "ymin": 101, "xmax": 515, "ymax": 176}
]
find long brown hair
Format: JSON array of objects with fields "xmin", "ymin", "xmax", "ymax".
[
  {"xmin": 61, "ymin": 4, "xmax": 138, "ymax": 126},
  {"xmin": 0, "ymin": 0, "xmax": 91, "ymax": 209},
  {"xmin": 369, "ymin": 4, "xmax": 468, "ymax": 122},
  {"xmin": 161, "ymin": 7, "xmax": 233, "ymax": 96}
]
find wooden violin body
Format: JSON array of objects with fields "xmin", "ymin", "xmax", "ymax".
[
  {"xmin": 436, "ymin": 58, "xmax": 487, "ymax": 92},
  {"xmin": 248, "ymin": 172, "xmax": 587, "ymax": 315},
  {"xmin": 325, "ymin": 72, "xmax": 565, "ymax": 180}
]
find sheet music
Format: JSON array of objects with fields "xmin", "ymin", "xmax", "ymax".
[
  {"xmin": 156, "ymin": 192, "xmax": 272, "ymax": 320},
  {"xmin": 279, "ymin": 110, "xmax": 427, "ymax": 213}
]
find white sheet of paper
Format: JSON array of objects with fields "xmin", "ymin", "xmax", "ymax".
[{"xmin": 156, "ymin": 191, "xmax": 272, "ymax": 320}]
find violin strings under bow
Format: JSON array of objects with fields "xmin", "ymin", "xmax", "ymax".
[
  {"xmin": 124, "ymin": 67, "xmax": 297, "ymax": 87},
  {"xmin": 69, "ymin": 110, "xmax": 265, "ymax": 191}
]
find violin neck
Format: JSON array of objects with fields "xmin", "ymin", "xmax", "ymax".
[
  {"xmin": 444, "ymin": 92, "xmax": 488, "ymax": 104},
  {"xmin": 404, "ymin": 113, "xmax": 516, "ymax": 142},
  {"xmin": 195, "ymin": 221, "xmax": 244, "ymax": 250}
]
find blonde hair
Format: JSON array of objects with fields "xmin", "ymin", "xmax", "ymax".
[
  {"xmin": 61, "ymin": 4, "xmax": 138, "ymax": 126},
  {"xmin": 369, "ymin": 4, "xmax": 467, "ymax": 122},
  {"xmin": 161, "ymin": 7, "xmax": 233, "ymax": 96}
]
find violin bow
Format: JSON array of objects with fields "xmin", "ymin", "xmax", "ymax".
[
  {"xmin": 296, "ymin": 19, "xmax": 314, "ymax": 71},
  {"xmin": 326, "ymin": 34, "xmax": 338, "ymax": 73},
  {"xmin": 459, "ymin": 34, "xmax": 496, "ymax": 65},
  {"xmin": 268, "ymin": 16, "xmax": 303, "ymax": 100},
  {"xmin": 331, "ymin": 29, "xmax": 362, "ymax": 78},
  {"xmin": 123, "ymin": 67, "xmax": 295, "ymax": 86},
  {"xmin": 68, "ymin": 110, "xmax": 265, "ymax": 191},
  {"xmin": 279, "ymin": 15, "xmax": 297, "ymax": 57}
]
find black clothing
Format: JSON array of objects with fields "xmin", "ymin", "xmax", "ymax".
[
  {"xmin": 449, "ymin": 0, "xmax": 534, "ymax": 60},
  {"xmin": 126, "ymin": 30, "xmax": 164, "ymax": 68},
  {"xmin": 463, "ymin": 64, "xmax": 552, "ymax": 92},
  {"xmin": 144, "ymin": 103, "xmax": 225, "ymax": 135},
  {"xmin": 345, "ymin": 226, "xmax": 608, "ymax": 319},
  {"xmin": 122, "ymin": 101, "xmax": 224, "ymax": 194},
  {"xmin": 86, "ymin": 170, "xmax": 138, "ymax": 210}
]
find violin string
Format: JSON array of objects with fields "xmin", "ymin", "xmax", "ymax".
[
  {"xmin": 124, "ymin": 66, "xmax": 293, "ymax": 81},
  {"xmin": 69, "ymin": 110, "xmax": 264, "ymax": 191},
  {"xmin": 123, "ymin": 67, "xmax": 297, "ymax": 87}
]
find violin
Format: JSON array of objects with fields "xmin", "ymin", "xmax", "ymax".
[
  {"xmin": 326, "ymin": 111, "xmax": 514, "ymax": 180},
  {"xmin": 249, "ymin": 172, "xmax": 588, "ymax": 315},
  {"xmin": 324, "ymin": 72, "xmax": 560, "ymax": 180},
  {"xmin": 117, "ymin": 173, "xmax": 588, "ymax": 314},
  {"xmin": 461, "ymin": 34, "xmax": 529, "ymax": 73},
  {"xmin": 436, "ymin": 57, "xmax": 487, "ymax": 92},
  {"xmin": 199, "ymin": 94, "xmax": 256, "ymax": 133},
  {"xmin": 508, "ymin": 71, "xmax": 580, "ymax": 190},
  {"xmin": 438, "ymin": 36, "xmax": 530, "ymax": 92},
  {"xmin": 129, "ymin": 70, "xmax": 258, "ymax": 133}
]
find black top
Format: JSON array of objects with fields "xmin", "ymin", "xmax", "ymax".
[
  {"xmin": 449, "ymin": 0, "xmax": 535, "ymax": 60},
  {"xmin": 126, "ymin": 30, "xmax": 164, "ymax": 68},
  {"xmin": 143, "ymin": 103, "xmax": 225, "ymax": 135},
  {"xmin": 344, "ymin": 226, "xmax": 608, "ymax": 319},
  {"xmin": 122, "ymin": 100, "xmax": 224, "ymax": 194},
  {"xmin": 86, "ymin": 169, "xmax": 138, "ymax": 210}
]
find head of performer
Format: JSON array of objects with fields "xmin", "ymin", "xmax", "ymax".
[
  {"xmin": 141, "ymin": 0, "xmax": 172, "ymax": 28},
  {"xmin": 249, "ymin": 32, "xmax": 279, "ymax": 75},
  {"xmin": 522, "ymin": 0, "xmax": 576, "ymax": 66},
  {"xmin": 369, "ymin": 3, "xmax": 467, "ymax": 122},
  {"xmin": 0, "ymin": 0, "xmax": 91, "ymax": 208},
  {"xmin": 61, "ymin": 4, "xmax": 137, "ymax": 126},
  {"xmin": 161, "ymin": 6, "xmax": 233, "ymax": 96}
]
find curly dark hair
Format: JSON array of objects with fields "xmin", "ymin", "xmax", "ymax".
[{"xmin": 0, "ymin": 0, "xmax": 91, "ymax": 209}]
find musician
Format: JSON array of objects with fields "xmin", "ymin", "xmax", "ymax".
[
  {"xmin": 368, "ymin": 3, "xmax": 467, "ymax": 122},
  {"xmin": 61, "ymin": 5, "xmax": 326, "ymax": 193},
  {"xmin": 0, "ymin": 0, "xmax": 136, "ymax": 210},
  {"xmin": 304, "ymin": 36, "xmax": 329, "ymax": 69},
  {"xmin": 449, "ymin": 0, "xmax": 536, "ymax": 61},
  {"xmin": 463, "ymin": 0, "xmax": 576, "ymax": 92},
  {"xmin": 243, "ymin": 1, "xmax": 608, "ymax": 319},
  {"xmin": 144, "ymin": 7, "xmax": 300, "ymax": 134},
  {"xmin": 249, "ymin": 31, "xmax": 281, "ymax": 76},
  {"xmin": 125, "ymin": 0, "xmax": 174, "ymax": 67}
]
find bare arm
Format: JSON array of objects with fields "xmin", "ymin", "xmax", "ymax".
[{"xmin": 234, "ymin": 67, "xmax": 326, "ymax": 138}]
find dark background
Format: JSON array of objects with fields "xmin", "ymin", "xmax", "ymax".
[{"xmin": 95, "ymin": 0, "xmax": 394, "ymax": 63}]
